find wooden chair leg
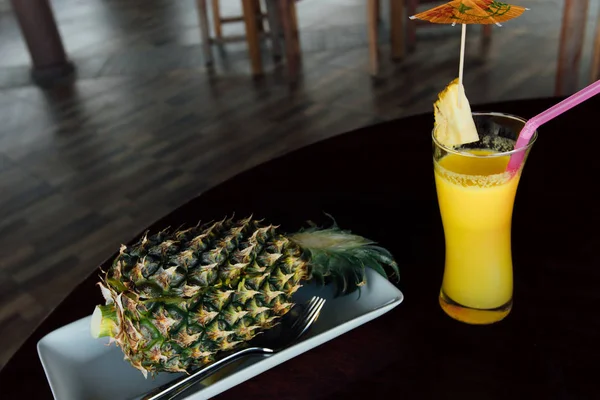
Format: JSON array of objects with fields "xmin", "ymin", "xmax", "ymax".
[
  {"xmin": 196, "ymin": 0, "xmax": 214, "ymax": 65},
  {"xmin": 368, "ymin": 0, "xmax": 379, "ymax": 76},
  {"xmin": 280, "ymin": 0, "xmax": 300, "ymax": 80},
  {"xmin": 592, "ymin": 11, "xmax": 600, "ymax": 81},
  {"xmin": 407, "ymin": 0, "xmax": 418, "ymax": 51},
  {"xmin": 253, "ymin": 0, "xmax": 265, "ymax": 33},
  {"xmin": 390, "ymin": 0, "xmax": 405, "ymax": 60},
  {"xmin": 265, "ymin": 0, "xmax": 283, "ymax": 59},
  {"xmin": 556, "ymin": 0, "xmax": 589, "ymax": 96},
  {"xmin": 242, "ymin": 0, "xmax": 263, "ymax": 75},
  {"xmin": 289, "ymin": 0, "xmax": 300, "ymax": 55},
  {"xmin": 211, "ymin": 0, "xmax": 222, "ymax": 39},
  {"xmin": 482, "ymin": 24, "xmax": 492, "ymax": 41}
]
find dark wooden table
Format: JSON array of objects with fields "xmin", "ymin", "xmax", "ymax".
[{"xmin": 2, "ymin": 97, "xmax": 599, "ymax": 399}]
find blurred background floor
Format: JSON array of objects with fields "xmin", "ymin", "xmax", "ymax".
[{"xmin": 0, "ymin": 0, "xmax": 599, "ymax": 369}]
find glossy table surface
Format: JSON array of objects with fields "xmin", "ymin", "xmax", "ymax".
[{"xmin": 2, "ymin": 96, "xmax": 599, "ymax": 399}]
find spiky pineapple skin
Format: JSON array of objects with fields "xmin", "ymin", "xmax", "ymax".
[{"xmin": 98, "ymin": 216, "xmax": 310, "ymax": 377}]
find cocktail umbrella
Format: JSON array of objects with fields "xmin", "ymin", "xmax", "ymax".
[{"xmin": 410, "ymin": 1, "xmax": 528, "ymax": 92}]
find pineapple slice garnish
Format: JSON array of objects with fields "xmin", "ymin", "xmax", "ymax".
[{"xmin": 433, "ymin": 78, "xmax": 479, "ymax": 148}]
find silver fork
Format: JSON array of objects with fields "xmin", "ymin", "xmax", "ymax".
[{"xmin": 140, "ymin": 296, "xmax": 326, "ymax": 400}]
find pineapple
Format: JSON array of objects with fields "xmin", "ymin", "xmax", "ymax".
[
  {"xmin": 91, "ymin": 216, "xmax": 399, "ymax": 377},
  {"xmin": 433, "ymin": 78, "xmax": 480, "ymax": 148}
]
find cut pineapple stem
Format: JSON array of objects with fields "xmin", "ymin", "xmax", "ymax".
[{"xmin": 90, "ymin": 304, "xmax": 118, "ymax": 339}]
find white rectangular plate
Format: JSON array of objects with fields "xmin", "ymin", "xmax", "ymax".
[{"xmin": 38, "ymin": 269, "xmax": 403, "ymax": 400}]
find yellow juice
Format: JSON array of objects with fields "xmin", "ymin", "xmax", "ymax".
[{"xmin": 434, "ymin": 149, "xmax": 521, "ymax": 324}]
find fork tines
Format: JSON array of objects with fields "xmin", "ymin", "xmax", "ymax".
[{"xmin": 291, "ymin": 296, "xmax": 326, "ymax": 337}]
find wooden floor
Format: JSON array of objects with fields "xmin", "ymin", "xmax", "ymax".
[{"xmin": 0, "ymin": 0, "xmax": 599, "ymax": 369}]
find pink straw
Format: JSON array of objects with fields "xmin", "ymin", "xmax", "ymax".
[{"xmin": 507, "ymin": 79, "xmax": 600, "ymax": 173}]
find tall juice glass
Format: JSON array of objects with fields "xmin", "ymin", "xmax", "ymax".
[{"xmin": 433, "ymin": 112, "xmax": 537, "ymax": 325}]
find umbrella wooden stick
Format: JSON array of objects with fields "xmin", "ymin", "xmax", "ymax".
[{"xmin": 458, "ymin": 23, "xmax": 467, "ymax": 107}]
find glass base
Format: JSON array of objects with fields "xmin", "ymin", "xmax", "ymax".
[{"xmin": 439, "ymin": 290, "xmax": 512, "ymax": 325}]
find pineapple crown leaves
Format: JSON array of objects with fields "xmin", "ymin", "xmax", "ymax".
[{"xmin": 289, "ymin": 217, "xmax": 400, "ymax": 298}]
